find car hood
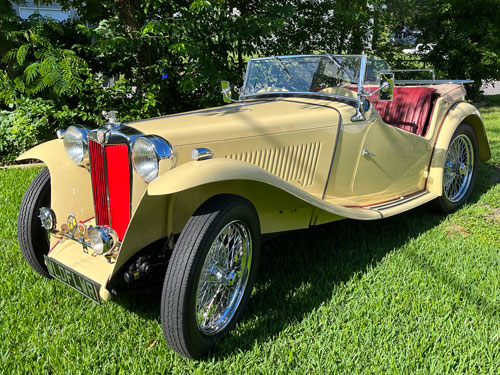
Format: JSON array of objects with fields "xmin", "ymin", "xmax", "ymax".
[{"xmin": 128, "ymin": 98, "xmax": 355, "ymax": 146}]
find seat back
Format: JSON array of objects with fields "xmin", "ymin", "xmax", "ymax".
[{"xmin": 369, "ymin": 87, "xmax": 437, "ymax": 136}]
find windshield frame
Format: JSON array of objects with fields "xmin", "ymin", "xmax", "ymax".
[{"xmin": 239, "ymin": 54, "xmax": 367, "ymax": 104}]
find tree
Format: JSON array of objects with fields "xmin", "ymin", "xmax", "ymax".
[{"xmin": 414, "ymin": 0, "xmax": 500, "ymax": 99}]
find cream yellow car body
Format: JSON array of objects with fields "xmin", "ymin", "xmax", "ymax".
[{"xmin": 18, "ymin": 81, "xmax": 490, "ymax": 301}]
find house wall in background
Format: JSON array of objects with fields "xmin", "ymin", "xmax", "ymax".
[{"xmin": 10, "ymin": 1, "xmax": 76, "ymax": 21}]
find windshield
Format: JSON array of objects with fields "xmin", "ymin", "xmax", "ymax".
[{"xmin": 240, "ymin": 54, "xmax": 391, "ymax": 100}]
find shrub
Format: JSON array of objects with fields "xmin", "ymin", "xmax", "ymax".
[{"xmin": 0, "ymin": 97, "xmax": 59, "ymax": 163}]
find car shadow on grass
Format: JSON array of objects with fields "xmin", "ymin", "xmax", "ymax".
[
  {"xmin": 112, "ymin": 162, "xmax": 499, "ymax": 359},
  {"xmin": 215, "ymin": 207, "xmax": 444, "ymax": 357},
  {"xmin": 216, "ymin": 163, "xmax": 500, "ymax": 357}
]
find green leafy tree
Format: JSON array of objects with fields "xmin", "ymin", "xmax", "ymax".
[
  {"xmin": 414, "ymin": 0, "xmax": 500, "ymax": 99},
  {"xmin": 1, "ymin": 17, "xmax": 88, "ymax": 103},
  {"xmin": 0, "ymin": 0, "xmax": 17, "ymax": 56}
]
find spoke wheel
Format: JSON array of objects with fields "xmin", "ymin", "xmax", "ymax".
[
  {"xmin": 195, "ymin": 220, "xmax": 252, "ymax": 336},
  {"xmin": 443, "ymin": 134, "xmax": 474, "ymax": 203},
  {"xmin": 161, "ymin": 195, "xmax": 260, "ymax": 359},
  {"xmin": 435, "ymin": 122, "xmax": 478, "ymax": 213}
]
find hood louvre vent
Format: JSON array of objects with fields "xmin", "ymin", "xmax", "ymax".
[{"xmin": 227, "ymin": 142, "xmax": 321, "ymax": 187}]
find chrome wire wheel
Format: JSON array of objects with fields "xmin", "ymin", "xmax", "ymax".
[
  {"xmin": 443, "ymin": 134, "xmax": 475, "ymax": 203},
  {"xmin": 195, "ymin": 220, "xmax": 252, "ymax": 336}
]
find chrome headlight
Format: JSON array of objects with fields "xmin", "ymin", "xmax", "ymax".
[
  {"xmin": 63, "ymin": 125, "xmax": 89, "ymax": 165},
  {"xmin": 132, "ymin": 135, "xmax": 175, "ymax": 183}
]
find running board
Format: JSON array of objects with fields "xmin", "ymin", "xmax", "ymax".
[{"xmin": 366, "ymin": 191, "xmax": 438, "ymax": 219}]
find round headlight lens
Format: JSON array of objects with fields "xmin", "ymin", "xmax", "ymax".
[
  {"xmin": 133, "ymin": 136, "xmax": 175, "ymax": 183},
  {"xmin": 63, "ymin": 125, "xmax": 89, "ymax": 164},
  {"xmin": 133, "ymin": 138, "xmax": 159, "ymax": 183}
]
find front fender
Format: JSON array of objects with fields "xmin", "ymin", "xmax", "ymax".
[
  {"xmin": 427, "ymin": 102, "xmax": 491, "ymax": 195},
  {"xmin": 113, "ymin": 158, "xmax": 384, "ymax": 273},
  {"xmin": 148, "ymin": 158, "xmax": 382, "ymax": 221},
  {"xmin": 16, "ymin": 140, "xmax": 94, "ymax": 245}
]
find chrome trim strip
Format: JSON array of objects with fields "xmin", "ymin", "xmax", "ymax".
[
  {"xmin": 247, "ymin": 54, "xmax": 365, "ymax": 62},
  {"xmin": 395, "ymin": 79, "xmax": 473, "ymax": 85},
  {"xmin": 240, "ymin": 92, "xmax": 358, "ymax": 107},
  {"xmin": 369, "ymin": 191, "xmax": 429, "ymax": 211}
]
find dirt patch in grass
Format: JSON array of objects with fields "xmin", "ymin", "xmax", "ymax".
[
  {"xmin": 446, "ymin": 223, "xmax": 470, "ymax": 237},
  {"xmin": 488, "ymin": 164, "xmax": 500, "ymax": 183},
  {"xmin": 484, "ymin": 204, "xmax": 500, "ymax": 223}
]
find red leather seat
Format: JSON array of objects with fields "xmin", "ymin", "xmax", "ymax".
[{"xmin": 369, "ymin": 87, "xmax": 437, "ymax": 136}]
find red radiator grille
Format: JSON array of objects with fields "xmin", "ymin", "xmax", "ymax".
[
  {"xmin": 105, "ymin": 144, "xmax": 131, "ymax": 240},
  {"xmin": 89, "ymin": 140, "xmax": 109, "ymax": 226},
  {"xmin": 89, "ymin": 140, "xmax": 131, "ymax": 240}
]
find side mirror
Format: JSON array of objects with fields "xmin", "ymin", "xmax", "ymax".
[
  {"xmin": 221, "ymin": 81, "xmax": 232, "ymax": 103},
  {"xmin": 379, "ymin": 73, "xmax": 394, "ymax": 101}
]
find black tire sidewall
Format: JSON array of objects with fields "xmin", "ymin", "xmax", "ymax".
[
  {"xmin": 17, "ymin": 167, "xmax": 52, "ymax": 278},
  {"xmin": 438, "ymin": 122, "xmax": 479, "ymax": 213},
  {"xmin": 163, "ymin": 196, "xmax": 261, "ymax": 358},
  {"xmin": 187, "ymin": 200, "xmax": 260, "ymax": 357}
]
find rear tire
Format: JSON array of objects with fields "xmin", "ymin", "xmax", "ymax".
[
  {"xmin": 435, "ymin": 122, "xmax": 478, "ymax": 213},
  {"xmin": 17, "ymin": 167, "xmax": 52, "ymax": 278},
  {"xmin": 160, "ymin": 195, "xmax": 260, "ymax": 359}
]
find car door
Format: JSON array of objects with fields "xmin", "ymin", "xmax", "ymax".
[{"xmin": 351, "ymin": 117, "xmax": 432, "ymax": 199}]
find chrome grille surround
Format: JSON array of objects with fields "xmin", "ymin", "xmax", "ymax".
[{"xmin": 88, "ymin": 126, "xmax": 143, "ymax": 240}]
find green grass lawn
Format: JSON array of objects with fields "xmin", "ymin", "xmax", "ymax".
[{"xmin": 1, "ymin": 97, "xmax": 500, "ymax": 374}]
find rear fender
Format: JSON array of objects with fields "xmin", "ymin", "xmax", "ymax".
[{"xmin": 427, "ymin": 102, "xmax": 490, "ymax": 195}]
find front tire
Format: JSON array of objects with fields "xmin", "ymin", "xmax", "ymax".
[
  {"xmin": 435, "ymin": 122, "xmax": 478, "ymax": 213},
  {"xmin": 160, "ymin": 195, "xmax": 260, "ymax": 359},
  {"xmin": 17, "ymin": 167, "xmax": 52, "ymax": 278}
]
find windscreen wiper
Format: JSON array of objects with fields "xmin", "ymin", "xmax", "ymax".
[
  {"xmin": 326, "ymin": 53, "xmax": 355, "ymax": 82},
  {"xmin": 272, "ymin": 56, "xmax": 292, "ymax": 78}
]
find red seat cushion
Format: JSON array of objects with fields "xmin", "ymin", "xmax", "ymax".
[{"xmin": 369, "ymin": 87, "xmax": 437, "ymax": 136}]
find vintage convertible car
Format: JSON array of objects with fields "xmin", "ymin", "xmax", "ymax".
[{"xmin": 17, "ymin": 54, "xmax": 490, "ymax": 359}]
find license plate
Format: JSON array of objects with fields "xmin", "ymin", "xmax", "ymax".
[{"xmin": 44, "ymin": 256, "xmax": 101, "ymax": 304}]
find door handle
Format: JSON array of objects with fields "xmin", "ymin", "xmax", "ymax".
[{"xmin": 362, "ymin": 149, "xmax": 376, "ymax": 157}]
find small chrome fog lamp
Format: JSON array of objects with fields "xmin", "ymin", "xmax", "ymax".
[
  {"xmin": 39, "ymin": 207, "xmax": 56, "ymax": 232},
  {"xmin": 89, "ymin": 226, "xmax": 118, "ymax": 255}
]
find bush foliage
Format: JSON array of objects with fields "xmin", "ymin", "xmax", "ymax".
[
  {"xmin": 0, "ymin": 0, "xmax": 499, "ymax": 163},
  {"xmin": 0, "ymin": 97, "xmax": 58, "ymax": 162}
]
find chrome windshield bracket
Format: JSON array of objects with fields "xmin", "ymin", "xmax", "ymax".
[
  {"xmin": 351, "ymin": 55, "xmax": 367, "ymax": 122},
  {"xmin": 351, "ymin": 103, "xmax": 366, "ymax": 122}
]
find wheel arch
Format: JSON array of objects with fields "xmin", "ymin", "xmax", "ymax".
[
  {"xmin": 114, "ymin": 178, "xmax": 323, "ymax": 273},
  {"xmin": 427, "ymin": 102, "xmax": 489, "ymax": 195}
]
